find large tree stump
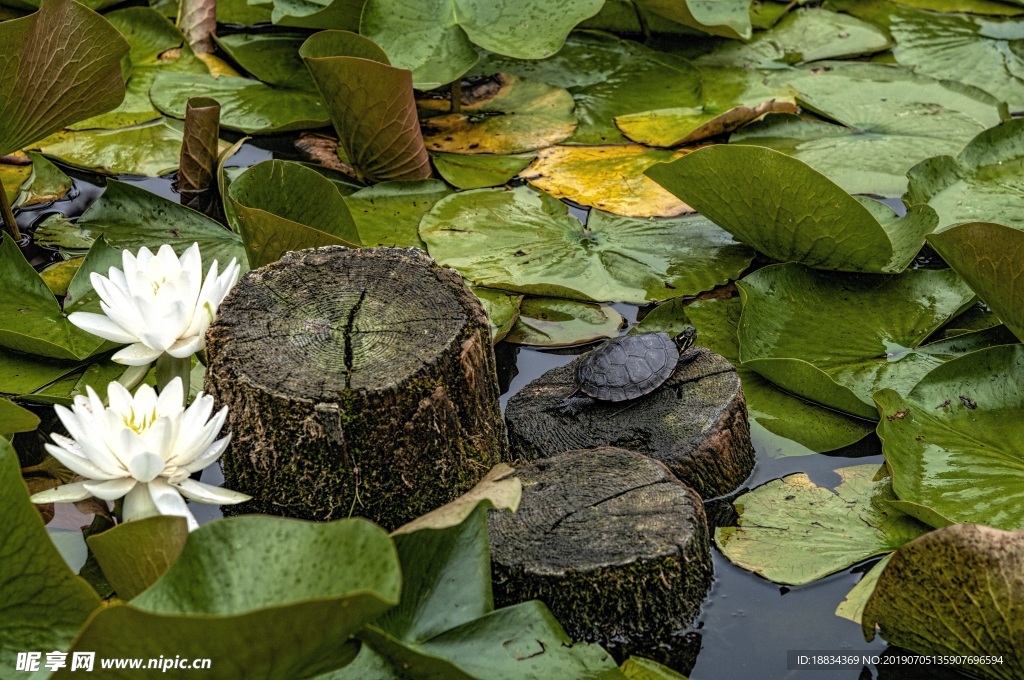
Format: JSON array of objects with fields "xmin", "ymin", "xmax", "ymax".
[
  {"xmin": 488, "ymin": 448, "xmax": 711, "ymax": 671},
  {"xmin": 206, "ymin": 246, "xmax": 507, "ymax": 529},
  {"xmin": 506, "ymin": 347, "xmax": 754, "ymax": 498}
]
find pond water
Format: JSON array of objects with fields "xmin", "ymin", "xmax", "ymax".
[{"xmin": 26, "ymin": 139, "xmax": 970, "ymax": 680}]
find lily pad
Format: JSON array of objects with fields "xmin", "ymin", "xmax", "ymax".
[
  {"xmin": 0, "ymin": 440, "xmax": 101, "ymax": 674},
  {"xmin": 477, "ymin": 32, "xmax": 703, "ymax": 145},
  {"xmin": 432, "ymin": 152, "xmax": 536, "ymax": 189},
  {"xmin": 715, "ymin": 464, "xmax": 929, "ymax": 585},
  {"xmin": 420, "ymin": 186, "xmax": 755, "ymax": 304},
  {"xmin": 57, "ymin": 516, "xmax": 401, "ymax": 680},
  {"xmin": 0, "ymin": 159, "xmax": 31, "ymax": 207},
  {"xmin": 421, "ymin": 75, "xmax": 577, "ymax": 154},
  {"xmin": 87, "ymin": 516, "xmax": 188, "ymax": 600},
  {"xmin": 928, "ymin": 223, "xmax": 1024, "ymax": 343},
  {"xmin": 685, "ymin": 298, "xmax": 874, "ymax": 455},
  {"xmin": 0, "ymin": 0, "xmax": 129, "ymax": 157},
  {"xmin": 835, "ymin": 553, "xmax": 891, "ymax": 625},
  {"xmin": 256, "ymin": 0, "xmax": 361, "ymax": 30},
  {"xmin": 647, "ymin": 145, "xmax": 939, "ymax": 272},
  {"xmin": 301, "ymin": 31, "xmax": 432, "ymax": 183},
  {"xmin": 215, "ymin": 33, "xmax": 316, "ymax": 90},
  {"xmin": 504, "ymin": 298, "xmax": 624, "ymax": 347},
  {"xmin": 620, "ymin": 657, "xmax": 688, "ymax": 680},
  {"xmin": 71, "ymin": 8, "xmax": 207, "ymax": 130},
  {"xmin": 906, "ymin": 118, "xmax": 1024, "ymax": 231},
  {"xmin": 862, "ymin": 524, "xmax": 1024, "ymax": 679},
  {"xmin": 639, "ymin": 0, "xmax": 753, "ymax": 40},
  {"xmin": 472, "ymin": 287, "xmax": 522, "ymax": 343},
  {"xmin": 227, "ymin": 159, "xmax": 360, "ymax": 268},
  {"xmin": 14, "ymin": 152, "xmax": 71, "ymax": 208},
  {"xmin": 360, "ymin": 0, "xmax": 604, "ymax": 89},
  {"xmin": 344, "ymin": 179, "xmax": 451, "ymax": 250},
  {"xmin": 737, "ymin": 264, "xmax": 978, "ymax": 418},
  {"xmin": 392, "ymin": 464, "xmax": 522, "ymax": 535},
  {"xmin": 0, "ymin": 397, "xmax": 38, "ymax": 438},
  {"xmin": 151, "ymin": 72, "xmax": 329, "ymax": 135},
  {"xmin": 875, "ymin": 344, "xmax": 1024, "ymax": 531},
  {"xmin": 527, "ymin": 145, "xmax": 691, "ymax": 218}
]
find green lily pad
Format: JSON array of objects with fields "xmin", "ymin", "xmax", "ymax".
[
  {"xmin": 420, "ymin": 186, "xmax": 755, "ymax": 304},
  {"xmin": 715, "ymin": 464, "xmax": 929, "ymax": 586},
  {"xmin": 360, "ymin": 0, "xmax": 604, "ymax": 90},
  {"xmin": 477, "ymin": 32, "xmax": 703, "ymax": 145},
  {"xmin": 832, "ymin": 0, "xmax": 1024, "ymax": 111},
  {"xmin": 432, "ymin": 152, "xmax": 536, "ymax": 189},
  {"xmin": 685, "ymin": 298, "xmax": 874, "ymax": 455},
  {"xmin": 34, "ymin": 179, "xmax": 245, "ymax": 273},
  {"xmin": 906, "ymin": 118, "xmax": 1024, "ymax": 231},
  {"xmin": 526, "ymin": 145, "xmax": 691, "ymax": 218},
  {"xmin": 33, "ymin": 119, "xmax": 212, "ymax": 176},
  {"xmin": 215, "ymin": 0, "xmax": 273, "ymax": 25},
  {"xmin": 875, "ymin": 344, "xmax": 1024, "ymax": 531},
  {"xmin": 0, "ymin": 0, "xmax": 129, "ymax": 157},
  {"xmin": 13, "ymin": 152, "xmax": 71, "ymax": 208},
  {"xmin": 87, "ymin": 516, "xmax": 188, "ymax": 600},
  {"xmin": 862, "ymin": 524, "xmax": 1024, "ymax": 679},
  {"xmin": 228, "ymin": 159, "xmax": 360, "ymax": 268},
  {"xmin": 619, "ymin": 657, "xmax": 687, "ymax": 680},
  {"xmin": 26, "ymin": 358, "xmax": 135, "ymax": 407},
  {"xmin": 151, "ymin": 72, "xmax": 329, "ymax": 135},
  {"xmin": 472, "ymin": 287, "xmax": 522, "ymax": 343},
  {"xmin": 0, "ymin": 159, "xmax": 31, "ymax": 207},
  {"xmin": 835, "ymin": 553, "xmax": 891, "ymax": 625},
  {"xmin": 249, "ymin": 0, "xmax": 360, "ymax": 30},
  {"xmin": 56, "ymin": 516, "xmax": 401, "ymax": 680},
  {"xmin": 737, "ymin": 264, "xmax": 978, "ymax": 418},
  {"xmin": 647, "ymin": 145, "xmax": 939, "ymax": 272},
  {"xmin": 421, "ymin": 75, "xmax": 577, "ymax": 154},
  {"xmin": 344, "ymin": 179, "xmax": 451, "ymax": 249},
  {"xmin": 0, "ymin": 440, "xmax": 101, "ymax": 675},
  {"xmin": 929, "ymin": 222, "xmax": 1024, "ymax": 343},
  {"xmin": 72, "ymin": 8, "xmax": 208, "ymax": 130},
  {"xmin": 301, "ymin": 31, "xmax": 432, "ymax": 183},
  {"xmin": 893, "ymin": 0, "xmax": 1024, "ymax": 14},
  {"xmin": 504, "ymin": 298, "xmax": 624, "ymax": 347},
  {"xmin": 639, "ymin": 0, "xmax": 753, "ymax": 39},
  {"xmin": 0, "ymin": 397, "xmax": 38, "ymax": 438},
  {"xmin": 0, "ymin": 348, "xmax": 92, "ymax": 397},
  {"xmin": 215, "ymin": 33, "xmax": 315, "ymax": 90}
]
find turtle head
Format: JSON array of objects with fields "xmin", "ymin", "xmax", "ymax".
[{"xmin": 673, "ymin": 326, "xmax": 697, "ymax": 352}]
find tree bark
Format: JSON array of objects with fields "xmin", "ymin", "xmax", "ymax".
[
  {"xmin": 505, "ymin": 347, "xmax": 754, "ymax": 499},
  {"xmin": 488, "ymin": 448, "xmax": 711, "ymax": 672},
  {"xmin": 205, "ymin": 246, "xmax": 508, "ymax": 529}
]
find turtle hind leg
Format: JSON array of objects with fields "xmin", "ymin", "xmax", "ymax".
[{"xmin": 558, "ymin": 395, "xmax": 597, "ymax": 416}]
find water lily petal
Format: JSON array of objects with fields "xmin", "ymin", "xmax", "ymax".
[
  {"xmin": 83, "ymin": 477, "xmax": 137, "ymax": 500},
  {"xmin": 156, "ymin": 378, "xmax": 185, "ymax": 418},
  {"xmin": 91, "ymin": 273, "xmax": 134, "ymax": 317},
  {"xmin": 112, "ymin": 343, "xmax": 164, "ymax": 366},
  {"xmin": 126, "ymin": 451, "xmax": 167, "ymax": 483},
  {"xmin": 166, "ymin": 335, "xmax": 202, "ymax": 359},
  {"xmin": 67, "ymin": 311, "xmax": 138, "ymax": 344},
  {"xmin": 122, "ymin": 481, "xmax": 160, "ymax": 522},
  {"xmin": 44, "ymin": 440, "xmax": 119, "ymax": 480},
  {"xmin": 30, "ymin": 480, "xmax": 94, "ymax": 504},
  {"xmin": 183, "ymin": 433, "xmax": 231, "ymax": 473},
  {"xmin": 148, "ymin": 478, "xmax": 199, "ymax": 531},
  {"xmin": 173, "ymin": 477, "xmax": 250, "ymax": 505},
  {"xmin": 106, "ymin": 380, "xmax": 135, "ymax": 417}
]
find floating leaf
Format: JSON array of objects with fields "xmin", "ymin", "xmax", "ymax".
[
  {"xmin": 301, "ymin": 31, "xmax": 432, "ymax": 183},
  {"xmin": 421, "ymin": 76, "xmax": 577, "ymax": 154},
  {"xmin": 929, "ymin": 223, "xmax": 1024, "ymax": 343},
  {"xmin": 255, "ymin": 0, "xmax": 361, "ymax": 30},
  {"xmin": 0, "ymin": 440, "xmax": 101, "ymax": 672},
  {"xmin": 151, "ymin": 72, "xmax": 329, "ymax": 135},
  {"xmin": 906, "ymin": 118, "xmax": 1024, "ymax": 231},
  {"xmin": 420, "ymin": 186, "xmax": 754, "ymax": 304},
  {"xmin": 0, "ymin": 158, "xmax": 31, "ymax": 207},
  {"xmin": 875, "ymin": 344, "xmax": 1024, "ymax": 531},
  {"xmin": 0, "ymin": 0, "xmax": 129, "ymax": 157},
  {"xmin": 835, "ymin": 554, "xmax": 891, "ymax": 625},
  {"xmin": 88, "ymin": 516, "xmax": 188, "ymax": 600},
  {"xmin": 215, "ymin": 33, "xmax": 315, "ymax": 90},
  {"xmin": 432, "ymin": 152, "xmax": 535, "ymax": 189},
  {"xmin": 646, "ymin": 144, "xmax": 939, "ymax": 272},
  {"xmin": 0, "ymin": 397, "xmax": 38, "ymax": 438},
  {"xmin": 862, "ymin": 524, "xmax": 1024, "ymax": 680},
  {"xmin": 56, "ymin": 516, "xmax": 401, "ymax": 680},
  {"xmin": 639, "ymin": 0, "xmax": 752, "ymax": 39},
  {"xmin": 472, "ymin": 287, "xmax": 522, "ymax": 343},
  {"xmin": 716, "ymin": 465, "xmax": 928, "ymax": 586},
  {"xmin": 360, "ymin": 0, "xmax": 604, "ymax": 89},
  {"xmin": 737, "ymin": 264, "xmax": 978, "ymax": 418},
  {"xmin": 392, "ymin": 464, "xmax": 522, "ymax": 536},
  {"xmin": 619, "ymin": 656, "xmax": 688, "ymax": 680},
  {"xmin": 227, "ymin": 159, "xmax": 360, "ymax": 268},
  {"xmin": 344, "ymin": 179, "xmax": 451, "ymax": 249},
  {"xmin": 504, "ymin": 298, "xmax": 624, "ymax": 347},
  {"xmin": 527, "ymin": 145, "xmax": 691, "ymax": 218}
]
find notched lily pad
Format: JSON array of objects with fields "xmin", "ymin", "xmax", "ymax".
[
  {"xmin": 344, "ymin": 179, "xmax": 452, "ymax": 249},
  {"xmin": 504, "ymin": 298, "xmax": 624, "ymax": 347},
  {"xmin": 472, "ymin": 287, "xmax": 522, "ymax": 343},
  {"xmin": 431, "ymin": 152, "xmax": 536, "ymax": 189}
]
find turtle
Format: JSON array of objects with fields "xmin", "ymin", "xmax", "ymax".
[{"xmin": 557, "ymin": 327, "xmax": 700, "ymax": 415}]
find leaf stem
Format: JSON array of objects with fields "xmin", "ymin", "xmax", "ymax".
[
  {"xmin": 0, "ymin": 181, "xmax": 22, "ymax": 242},
  {"xmin": 156, "ymin": 354, "xmax": 191, "ymax": 404},
  {"xmin": 451, "ymin": 79, "xmax": 462, "ymax": 115}
]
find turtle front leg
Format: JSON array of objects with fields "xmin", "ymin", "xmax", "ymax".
[
  {"xmin": 558, "ymin": 395, "xmax": 597, "ymax": 416},
  {"xmin": 678, "ymin": 348, "xmax": 701, "ymax": 365}
]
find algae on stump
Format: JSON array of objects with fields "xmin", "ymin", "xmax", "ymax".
[
  {"xmin": 206, "ymin": 246, "xmax": 508, "ymax": 529},
  {"xmin": 488, "ymin": 448, "xmax": 711, "ymax": 671}
]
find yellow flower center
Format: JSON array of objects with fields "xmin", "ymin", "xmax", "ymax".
[{"xmin": 123, "ymin": 407, "xmax": 159, "ymax": 434}]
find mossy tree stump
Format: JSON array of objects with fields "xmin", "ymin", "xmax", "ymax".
[
  {"xmin": 488, "ymin": 448, "xmax": 711, "ymax": 670},
  {"xmin": 506, "ymin": 348, "xmax": 754, "ymax": 498},
  {"xmin": 206, "ymin": 246, "xmax": 507, "ymax": 529}
]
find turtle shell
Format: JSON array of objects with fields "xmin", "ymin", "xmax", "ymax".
[{"xmin": 575, "ymin": 331, "xmax": 678, "ymax": 402}]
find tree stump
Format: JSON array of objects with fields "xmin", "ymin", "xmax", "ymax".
[
  {"xmin": 505, "ymin": 347, "xmax": 754, "ymax": 498},
  {"xmin": 205, "ymin": 246, "xmax": 507, "ymax": 529},
  {"xmin": 488, "ymin": 448, "xmax": 711, "ymax": 671}
]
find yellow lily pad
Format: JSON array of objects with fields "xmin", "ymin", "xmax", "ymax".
[
  {"xmin": 420, "ymin": 74, "xmax": 577, "ymax": 154},
  {"xmin": 523, "ymin": 145, "xmax": 691, "ymax": 217}
]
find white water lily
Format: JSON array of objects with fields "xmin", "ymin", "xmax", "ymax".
[
  {"xmin": 29, "ymin": 378, "xmax": 249, "ymax": 531},
  {"xmin": 68, "ymin": 242, "xmax": 240, "ymax": 367}
]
